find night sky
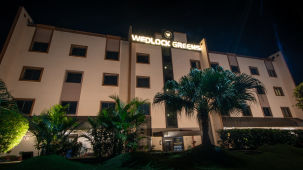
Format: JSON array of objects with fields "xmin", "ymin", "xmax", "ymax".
[{"xmin": 1, "ymin": 0, "xmax": 302, "ymax": 84}]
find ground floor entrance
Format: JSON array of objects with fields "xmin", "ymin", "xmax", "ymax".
[{"xmin": 163, "ymin": 137, "xmax": 184, "ymax": 152}]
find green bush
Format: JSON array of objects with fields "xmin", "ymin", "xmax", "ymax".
[
  {"xmin": 219, "ymin": 129, "xmax": 303, "ymax": 150},
  {"xmin": 0, "ymin": 107, "xmax": 29, "ymax": 153}
]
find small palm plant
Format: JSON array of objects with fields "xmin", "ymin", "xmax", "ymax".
[
  {"xmin": 154, "ymin": 67, "xmax": 264, "ymax": 148},
  {"xmin": 82, "ymin": 96, "xmax": 147, "ymax": 158},
  {"xmin": 30, "ymin": 104, "xmax": 80, "ymax": 155}
]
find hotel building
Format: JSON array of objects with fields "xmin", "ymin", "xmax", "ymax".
[{"xmin": 1, "ymin": 7, "xmax": 303, "ymax": 157}]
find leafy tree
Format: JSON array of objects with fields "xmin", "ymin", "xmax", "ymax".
[
  {"xmin": 154, "ymin": 67, "xmax": 263, "ymax": 148},
  {"xmin": 29, "ymin": 104, "xmax": 81, "ymax": 156},
  {"xmin": 294, "ymin": 82, "xmax": 303, "ymax": 110},
  {"xmin": 0, "ymin": 79, "xmax": 29, "ymax": 153},
  {"xmin": 82, "ymin": 96, "xmax": 147, "ymax": 159},
  {"xmin": 0, "ymin": 107, "xmax": 29, "ymax": 153}
]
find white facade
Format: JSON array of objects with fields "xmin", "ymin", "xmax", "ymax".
[{"xmin": 1, "ymin": 7, "xmax": 303, "ymax": 156}]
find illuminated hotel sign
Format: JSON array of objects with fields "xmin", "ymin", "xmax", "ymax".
[{"xmin": 131, "ymin": 34, "xmax": 202, "ymax": 51}]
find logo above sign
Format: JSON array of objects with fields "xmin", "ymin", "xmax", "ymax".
[
  {"xmin": 164, "ymin": 31, "xmax": 173, "ymax": 39},
  {"xmin": 131, "ymin": 34, "xmax": 201, "ymax": 51}
]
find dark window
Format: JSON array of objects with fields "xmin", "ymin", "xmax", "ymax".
[
  {"xmin": 274, "ymin": 87, "xmax": 284, "ymax": 96},
  {"xmin": 231, "ymin": 65, "xmax": 240, "ymax": 73},
  {"xmin": 20, "ymin": 67, "xmax": 43, "ymax": 81},
  {"xmin": 256, "ymin": 87, "xmax": 265, "ymax": 94},
  {"xmin": 70, "ymin": 45, "xmax": 87, "ymax": 57},
  {"xmin": 16, "ymin": 99, "xmax": 34, "ymax": 114},
  {"xmin": 103, "ymin": 73, "xmax": 118, "ymax": 86},
  {"xmin": 281, "ymin": 107, "xmax": 292, "ymax": 118},
  {"xmin": 268, "ymin": 69, "xmax": 277, "ymax": 77},
  {"xmin": 31, "ymin": 42, "xmax": 49, "ymax": 52},
  {"xmin": 105, "ymin": 51, "xmax": 119, "ymax": 60},
  {"xmin": 190, "ymin": 60, "xmax": 201, "ymax": 69},
  {"xmin": 136, "ymin": 76, "xmax": 150, "ymax": 88},
  {"xmin": 66, "ymin": 72, "xmax": 82, "ymax": 83},
  {"xmin": 242, "ymin": 106, "xmax": 252, "ymax": 116},
  {"xmin": 262, "ymin": 107, "xmax": 272, "ymax": 116},
  {"xmin": 249, "ymin": 67, "xmax": 259, "ymax": 75},
  {"xmin": 100, "ymin": 102, "xmax": 115, "ymax": 112},
  {"xmin": 210, "ymin": 62, "xmax": 219, "ymax": 69},
  {"xmin": 139, "ymin": 103, "xmax": 150, "ymax": 115},
  {"xmin": 166, "ymin": 104, "xmax": 178, "ymax": 128},
  {"xmin": 136, "ymin": 53, "xmax": 149, "ymax": 64},
  {"xmin": 61, "ymin": 101, "xmax": 78, "ymax": 114}
]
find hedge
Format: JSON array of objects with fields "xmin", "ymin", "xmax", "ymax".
[
  {"xmin": 0, "ymin": 107, "xmax": 29, "ymax": 153},
  {"xmin": 219, "ymin": 129, "xmax": 303, "ymax": 150}
]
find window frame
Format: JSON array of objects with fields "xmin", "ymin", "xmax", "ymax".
[
  {"xmin": 100, "ymin": 101, "xmax": 116, "ymax": 112},
  {"xmin": 102, "ymin": 73, "xmax": 119, "ymax": 86},
  {"xmin": 139, "ymin": 103, "xmax": 151, "ymax": 115},
  {"xmin": 281, "ymin": 107, "xmax": 292, "ymax": 118},
  {"xmin": 19, "ymin": 66, "xmax": 44, "ymax": 82},
  {"xmin": 262, "ymin": 107, "xmax": 273, "ymax": 117},
  {"xmin": 65, "ymin": 71, "xmax": 83, "ymax": 83},
  {"xmin": 69, "ymin": 44, "xmax": 88, "ymax": 57},
  {"xmin": 210, "ymin": 62, "xmax": 219, "ymax": 69},
  {"xmin": 190, "ymin": 59, "xmax": 201, "ymax": 70},
  {"xmin": 242, "ymin": 106, "xmax": 253, "ymax": 117},
  {"xmin": 136, "ymin": 53, "xmax": 150, "ymax": 64},
  {"xmin": 230, "ymin": 65, "xmax": 240, "ymax": 73},
  {"xmin": 29, "ymin": 27, "xmax": 53, "ymax": 53},
  {"xmin": 249, "ymin": 66, "xmax": 260, "ymax": 75},
  {"xmin": 273, "ymin": 86, "xmax": 284, "ymax": 96},
  {"xmin": 136, "ymin": 76, "xmax": 150, "ymax": 88},
  {"xmin": 15, "ymin": 98, "xmax": 35, "ymax": 115},
  {"xmin": 60, "ymin": 101, "xmax": 78, "ymax": 115}
]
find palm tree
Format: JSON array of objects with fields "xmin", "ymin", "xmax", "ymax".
[
  {"xmin": 82, "ymin": 96, "xmax": 147, "ymax": 158},
  {"xmin": 154, "ymin": 67, "xmax": 264, "ymax": 148}
]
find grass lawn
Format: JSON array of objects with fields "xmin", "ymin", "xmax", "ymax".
[{"xmin": 2, "ymin": 144, "xmax": 303, "ymax": 170}]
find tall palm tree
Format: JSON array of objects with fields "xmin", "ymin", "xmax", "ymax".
[{"xmin": 154, "ymin": 67, "xmax": 264, "ymax": 148}]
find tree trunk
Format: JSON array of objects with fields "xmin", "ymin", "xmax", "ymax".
[{"xmin": 200, "ymin": 114, "xmax": 212, "ymax": 148}]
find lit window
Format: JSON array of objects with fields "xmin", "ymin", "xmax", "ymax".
[
  {"xmin": 65, "ymin": 72, "xmax": 83, "ymax": 83},
  {"xmin": 190, "ymin": 60, "xmax": 201, "ymax": 69},
  {"xmin": 16, "ymin": 99, "xmax": 34, "ymax": 114},
  {"xmin": 249, "ymin": 66, "xmax": 259, "ymax": 75},
  {"xmin": 230, "ymin": 65, "xmax": 240, "ymax": 73},
  {"xmin": 274, "ymin": 87, "xmax": 284, "ymax": 96},
  {"xmin": 103, "ymin": 73, "xmax": 119, "ymax": 86},
  {"xmin": 281, "ymin": 107, "xmax": 292, "ymax": 118},
  {"xmin": 19, "ymin": 66, "xmax": 43, "ymax": 81},
  {"xmin": 70, "ymin": 45, "xmax": 87, "ymax": 57},
  {"xmin": 61, "ymin": 101, "xmax": 78, "ymax": 114},
  {"xmin": 136, "ymin": 76, "xmax": 150, "ymax": 88},
  {"xmin": 137, "ymin": 53, "xmax": 149, "ymax": 64},
  {"xmin": 262, "ymin": 107, "xmax": 272, "ymax": 117}
]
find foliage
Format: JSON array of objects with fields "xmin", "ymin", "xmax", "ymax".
[
  {"xmin": 154, "ymin": 67, "xmax": 263, "ymax": 147},
  {"xmin": 0, "ymin": 79, "xmax": 18, "ymax": 110},
  {"xmin": 0, "ymin": 107, "xmax": 29, "ymax": 153},
  {"xmin": 294, "ymin": 82, "xmax": 303, "ymax": 110},
  {"xmin": 82, "ymin": 96, "xmax": 147, "ymax": 159},
  {"xmin": 219, "ymin": 129, "xmax": 303, "ymax": 150},
  {"xmin": 29, "ymin": 104, "xmax": 81, "ymax": 156},
  {"xmin": 0, "ymin": 79, "xmax": 28, "ymax": 153}
]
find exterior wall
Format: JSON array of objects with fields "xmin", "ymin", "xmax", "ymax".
[
  {"xmin": 208, "ymin": 52, "xmax": 303, "ymax": 119},
  {"xmin": 151, "ymin": 137, "xmax": 163, "ymax": 151},
  {"xmin": 171, "ymin": 48, "xmax": 201, "ymax": 128},
  {"xmin": 183, "ymin": 136, "xmax": 202, "ymax": 150}
]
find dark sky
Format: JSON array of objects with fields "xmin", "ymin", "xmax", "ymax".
[{"xmin": 1, "ymin": 0, "xmax": 303, "ymax": 84}]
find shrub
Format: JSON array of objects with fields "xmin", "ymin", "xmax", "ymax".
[
  {"xmin": 219, "ymin": 129, "xmax": 303, "ymax": 150},
  {"xmin": 0, "ymin": 107, "xmax": 29, "ymax": 153}
]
